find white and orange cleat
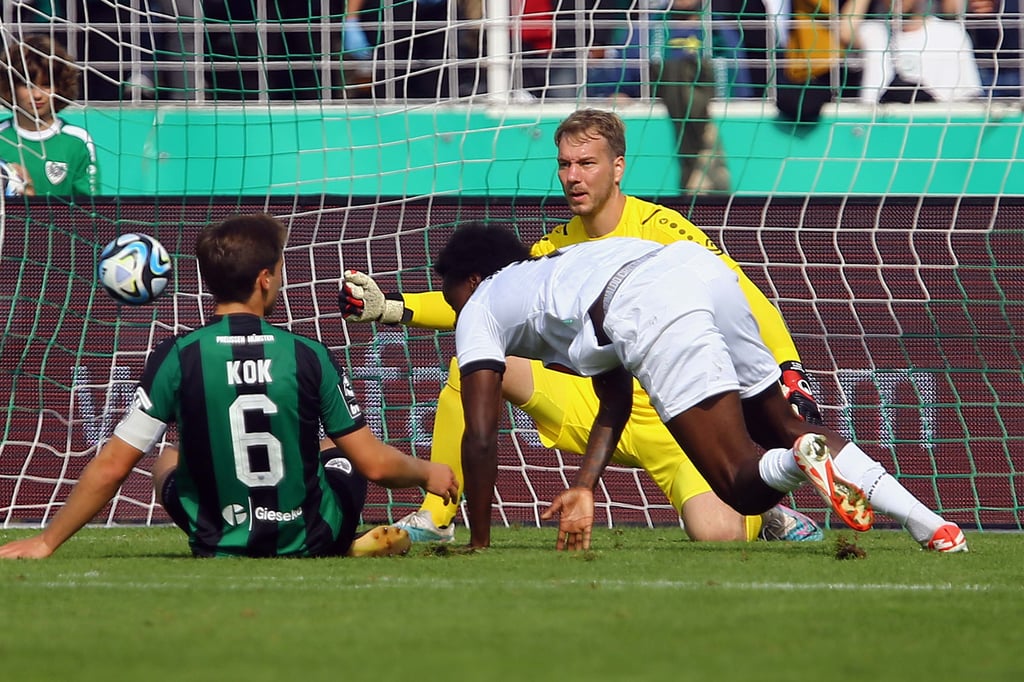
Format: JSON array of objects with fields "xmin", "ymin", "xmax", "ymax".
[
  {"xmin": 793, "ymin": 434, "xmax": 874, "ymax": 532},
  {"xmin": 924, "ymin": 523, "xmax": 968, "ymax": 552}
]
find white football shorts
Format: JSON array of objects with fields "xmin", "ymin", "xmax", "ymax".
[{"xmin": 601, "ymin": 243, "xmax": 781, "ymax": 422}]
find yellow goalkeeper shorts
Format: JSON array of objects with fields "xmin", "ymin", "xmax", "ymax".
[{"xmin": 517, "ymin": 359, "xmax": 715, "ymax": 512}]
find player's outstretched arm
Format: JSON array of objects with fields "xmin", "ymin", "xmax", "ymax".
[
  {"xmin": 333, "ymin": 427, "xmax": 458, "ymax": 503},
  {"xmin": 339, "ymin": 270, "xmax": 456, "ymax": 330},
  {"xmin": 459, "ymin": 367, "xmax": 504, "ymax": 548},
  {"xmin": 0, "ymin": 437, "xmax": 144, "ymax": 559},
  {"xmin": 541, "ymin": 367, "xmax": 633, "ymax": 551}
]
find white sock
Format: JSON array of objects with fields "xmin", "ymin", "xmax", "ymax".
[
  {"xmin": 834, "ymin": 443, "xmax": 946, "ymax": 543},
  {"xmin": 758, "ymin": 448, "xmax": 805, "ymax": 492}
]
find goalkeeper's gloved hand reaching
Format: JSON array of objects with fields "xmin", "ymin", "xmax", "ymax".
[
  {"xmin": 339, "ymin": 270, "xmax": 406, "ymax": 324},
  {"xmin": 780, "ymin": 361, "xmax": 823, "ymax": 425}
]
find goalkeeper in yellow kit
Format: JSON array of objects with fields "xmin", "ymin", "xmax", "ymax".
[{"xmin": 341, "ymin": 109, "xmax": 966, "ymax": 552}]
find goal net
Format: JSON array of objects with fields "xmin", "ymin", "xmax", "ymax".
[{"xmin": 1, "ymin": 1, "xmax": 1021, "ymax": 532}]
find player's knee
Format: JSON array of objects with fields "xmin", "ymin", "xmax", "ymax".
[
  {"xmin": 680, "ymin": 491, "xmax": 747, "ymax": 541},
  {"xmin": 684, "ymin": 516, "xmax": 747, "ymax": 542}
]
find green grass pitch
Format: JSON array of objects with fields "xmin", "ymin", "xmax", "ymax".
[{"xmin": 1, "ymin": 526, "xmax": 1021, "ymax": 682}]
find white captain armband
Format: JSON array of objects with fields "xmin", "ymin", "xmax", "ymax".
[{"xmin": 113, "ymin": 406, "xmax": 169, "ymax": 453}]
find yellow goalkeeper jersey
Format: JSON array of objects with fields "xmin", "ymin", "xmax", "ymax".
[{"xmin": 401, "ymin": 195, "xmax": 799, "ymax": 365}]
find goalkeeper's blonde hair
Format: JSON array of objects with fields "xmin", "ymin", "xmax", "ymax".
[{"xmin": 554, "ymin": 109, "xmax": 627, "ymax": 160}]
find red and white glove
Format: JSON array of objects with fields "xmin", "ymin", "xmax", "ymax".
[
  {"xmin": 339, "ymin": 270, "xmax": 405, "ymax": 324},
  {"xmin": 780, "ymin": 361, "xmax": 823, "ymax": 425}
]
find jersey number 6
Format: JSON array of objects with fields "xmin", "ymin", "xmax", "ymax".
[{"xmin": 228, "ymin": 394, "xmax": 284, "ymax": 487}]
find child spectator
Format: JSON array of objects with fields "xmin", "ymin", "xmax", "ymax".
[{"xmin": 0, "ymin": 35, "xmax": 100, "ymax": 197}]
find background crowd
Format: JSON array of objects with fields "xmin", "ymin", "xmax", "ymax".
[
  {"xmin": 1, "ymin": 0, "xmax": 1019, "ymax": 197},
  {"xmin": 4, "ymin": 0, "xmax": 1019, "ymax": 104}
]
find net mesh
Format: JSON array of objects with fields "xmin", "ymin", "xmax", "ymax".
[
  {"xmin": 0, "ymin": 2, "xmax": 1021, "ymax": 530},
  {"xmin": 1, "ymin": 198, "xmax": 1021, "ymax": 530}
]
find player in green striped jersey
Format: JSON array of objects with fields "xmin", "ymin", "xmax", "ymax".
[
  {"xmin": 0, "ymin": 214, "xmax": 458, "ymax": 559},
  {"xmin": 0, "ymin": 35, "xmax": 99, "ymax": 197}
]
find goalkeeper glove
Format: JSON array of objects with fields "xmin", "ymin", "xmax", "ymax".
[
  {"xmin": 779, "ymin": 361, "xmax": 823, "ymax": 425},
  {"xmin": 339, "ymin": 270, "xmax": 407, "ymax": 324}
]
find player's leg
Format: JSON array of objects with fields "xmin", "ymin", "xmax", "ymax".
[
  {"xmin": 704, "ymin": 258, "xmax": 961, "ymax": 549},
  {"xmin": 626, "ymin": 381, "xmax": 822, "ymax": 541},
  {"xmin": 319, "ymin": 439, "xmax": 411, "ymax": 557},
  {"xmin": 398, "ymin": 355, "xmax": 537, "ymax": 542},
  {"xmin": 661, "ymin": 391, "xmax": 786, "ymax": 516},
  {"xmin": 742, "ymin": 387, "xmax": 966, "ymax": 551},
  {"xmin": 152, "ymin": 445, "xmax": 189, "ymax": 534},
  {"xmin": 682, "ymin": 270, "xmax": 873, "ymax": 531},
  {"xmin": 524, "ymin": 364, "xmax": 785, "ymax": 542},
  {"xmin": 660, "ymin": 451, "xmax": 821, "ymax": 543},
  {"xmin": 621, "ymin": 394, "xmax": 752, "ymax": 541},
  {"xmin": 606, "ymin": 258, "xmax": 865, "ymax": 526},
  {"xmin": 406, "ymin": 357, "xmax": 463, "ymax": 535},
  {"xmin": 605, "ymin": 263, "xmax": 791, "ymax": 517}
]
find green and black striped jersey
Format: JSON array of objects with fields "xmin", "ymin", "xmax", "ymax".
[{"xmin": 118, "ymin": 314, "xmax": 365, "ymax": 557}]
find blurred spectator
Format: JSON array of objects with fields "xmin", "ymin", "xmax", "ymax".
[
  {"xmin": 265, "ymin": 0, "xmax": 345, "ymax": 100},
  {"xmin": 0, "ymin": 35, "xmax": 100, "ymax": 196},
  {"xmin": 712, "ymin": 0, "xmax": 757, "ymax": 97},
  {"xmin": 202, "ymin": 0, "xmax": 261, "ymax": 100},
  {"xmin": 340, "ymin": 0, "xmax": 375, "ymax": 98},
  {"xmin": 204, "ymin": 0, "xmax": 345, "ymax": 101},
  {"xmin": 844, "ymin": 0, "xmax": 983, "ymax": 102},
  {"xmin": 519, "ymin": 0, "xmax": 582, "ymax": 99},
  {"xmin": 962, "ymin": 0, "xmax": 1022, "ymax": 97},
  {"xmin": 454, "ymin": 0, "xmax": 487, "ymax": 97},
  {"xmin": 775, "ymin": 0, "xmax": 857, "ymax": 122},
  {"xmin": 736, "ymin": 0, "xmax": 773, "ymax": 97},
  {"xmin": 344, "ymin": 0, "xmax": 374, "ymax": 62},
  {"xmin": 588, "ymin": 0, "xmax": 731, "ymax": 192},
  {"xmin": 655, "ymin": 0, "xmax": 730, "ymax": 191},
  {"xmin": 360, "ymin": 0, "xmax": 452, "ymax": 99},
  {"xmin": 6, "ymin": 1, "xmax": 64, "ymax": 24},
  {"xmin": 67, "ymin": 1, "xmax": 163, "ymax": 101}
]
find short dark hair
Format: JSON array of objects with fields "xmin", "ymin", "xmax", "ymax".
[
  {"xmin": 0, "ymin": 35, "xmax": 80, "ymax": 111},
  {"xmin": 434, "ymin": 222, "xmax": 532, "ymax": 282},
  {"xmin": 196, "ymin": 214, "xmax": 287, "ymax": 303},
  {"xmin": 553, "ymin": 108, "xmax": 627, "ymax": 159}
]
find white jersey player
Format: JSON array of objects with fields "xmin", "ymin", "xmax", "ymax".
[
  {"xmin": 456, "ymin": 238, "xmax": 780, "ymax": 421},
  {"xmin": 438, "ymin": 223, "xmax": 966, "ymax": 553}
]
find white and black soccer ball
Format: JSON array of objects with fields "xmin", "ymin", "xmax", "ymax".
[
  {"xmin": 0, "ymin": 159, "xmax": 27, "ymax": 197},
  {"xmin": 97, "ymin": 233, "xmax": 173, "ymax": 305}
]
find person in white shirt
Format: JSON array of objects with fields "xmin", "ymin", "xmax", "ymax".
[
  {"xmin": 842, "ymin": 0, "xmax": 982, "ymax": 103},
  {"xmin": 438, "ymin": 222, "xmax": 969, "ymax": 553}
]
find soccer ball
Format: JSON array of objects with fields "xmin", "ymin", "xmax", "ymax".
[
  {"xmin": 97, "ymin": 233, "xmax": 173, "ymax": 305},
  {"xmin": 0, "ymin": 159, "xmax": 27, "ymax": 197}
]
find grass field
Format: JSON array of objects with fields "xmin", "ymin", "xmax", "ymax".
[{"xmin": 1, "ymin": 526, "xmax": 1021, "ymax": 682}]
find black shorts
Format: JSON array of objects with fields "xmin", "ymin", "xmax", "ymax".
[{"xmin": 160, "ymin": 447, "xmax": 367, "ymax": 557}]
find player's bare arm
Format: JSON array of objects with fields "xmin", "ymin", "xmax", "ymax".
[
  {"xmin": 542, "ymin": 366, "xmax": 632, "ymax": 551},
  {"xmin": 333, "ymin": 426, "xmax": 458, "ymax": 502},
  {"xmin": 574, "ymin": 366, "xmax": 633, "ymax": 490},
  {"xmin": 459, "ymin": 366, "xmax": 504, "ymax": 548},
  {"xmin": 0, "ymin": 436, "xmax": 144, "ymax": 559}
]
